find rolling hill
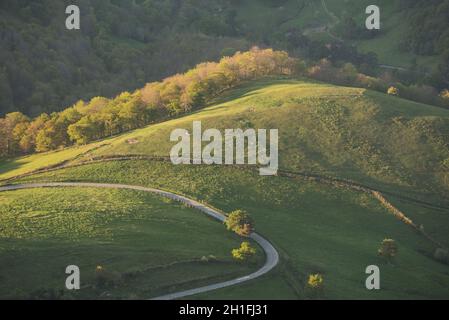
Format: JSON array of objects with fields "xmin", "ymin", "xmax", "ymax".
[
  {"xmin": 1, "ymin": 77, "xmax": 449, "ymax": 299},
  {"xmin": 3, "ymin": 78, "xmax": 449, "ymax": 200}
]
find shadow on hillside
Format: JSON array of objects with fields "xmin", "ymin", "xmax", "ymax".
[{"xmin": 0, "ymin": 159, "xmax": 23, "ymax": 177}]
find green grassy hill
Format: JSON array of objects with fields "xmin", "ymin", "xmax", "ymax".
[
  {"xmin": 97, "ymin": 79, "xmax": 449, "ymax": 199},
  {"xmin": 3, "ymin": 78, "xmax": 448, "ymax": 200},
  {"xmin": 11, "ymin": 158, "xmax": 449, "ymax": 299},
  {"xmin": 1, "ymin": 77, "xmax": 449, "ymax": 299},
  {"xmin": 0, "ymin": 187, "xmax": 260, "ymax": 299}
]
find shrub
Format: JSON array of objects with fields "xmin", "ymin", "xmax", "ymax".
[
  {"xmin": 232, "ymin": 241, "xmax": 256, "ymax": 261},
  {"xmin": 378, "ymin": 239, "xmax": 398, "ymax": 262},
  {"xmin": 225, "ymin": 209, "xmax": 255, "ymax": 236},
  {"xmin": 387, "ymin": 86, "xmax": 399, "ymax": 96},
  {"xmin": 305, "ymin": 273, "xmax": 325, "ymax": 299},
  {"xmin": 307, "ymin": 273, "xmax": 324, "ymax": 289}
]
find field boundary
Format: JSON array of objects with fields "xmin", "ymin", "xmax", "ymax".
[{"xmin": 278, "ymin": 169, "xmax": 446, "ymax": 249}]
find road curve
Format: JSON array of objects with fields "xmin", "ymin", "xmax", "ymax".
[{"xmin": 0, "ymin": 182, "xmax": 279, "ymax": 300}]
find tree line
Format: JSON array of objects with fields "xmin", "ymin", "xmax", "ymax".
[
  {"xmin": 2, "ymin": 47, "xmax": 449, "ymax": 159},
  {"xmin": 0, "ymin": 48, "xmax": 296, "ymax": 157}
]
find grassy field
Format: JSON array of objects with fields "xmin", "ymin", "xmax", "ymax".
[
  {"xmin": 1, "ymin": 0, "xmax": 447, "ymax": 301},
  {"xmin": 1, "ymin": 77, "xmax": 449, "ymax": 299},
  {"xmin": 0, "ymin": 187, "xmax": 261, "ymax": 299},
  {"xmin": 2, "ymin": 79, "xmax": 448, "ymax": 203},
  {"xmin": 12, "ymin": 160, "xmax": 449, "ymax": 299},
  {"xmin": 0, "ymin": 142, "xmax": 108, "ymax": 181}
]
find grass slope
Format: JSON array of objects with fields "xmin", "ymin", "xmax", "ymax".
[
  {"xmin": 3, "ymin": 78, "xmax": 447, "ymax": 201},
  {"xmin": 0, "ymin": 187, "xmax": 261, "ymax": 299},
  {"xmin": 0, "ymin": 143, "xmax": 106, "ymax": 180},
  {"xmin": 91, "ymin": 79, "xmax": 449, "ymax": 201},
  {"xmin": 2, "ymin": 78, "xmax": 449, "ymax": 299},
  {"xmin": 13, "ymin": 160, "xmax": 449, "ymax": 299}
]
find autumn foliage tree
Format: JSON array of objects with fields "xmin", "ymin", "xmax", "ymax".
[
  {"xmin": 19, "ymin": 113, "xmax": 50, "ymax": 153},
  {"xmin": 378, "ymin": 239, "xmax": 398, "ymax": 263},
  {"xmin": 305, "ymin": 273, "xmax": 325, "ymax": 298},
  {"xmin": 387, "ymin": 86, "xmax": 399, "ymax": 96},
  {"xmin": 0, "ymin": 112, "xmax": 29, "ymax": 156},
  {"xmin": 231, "ymin": 242, "xmax": 256, "ymax": 261},
  {"xmin": 307, "ymin": 274, "xmax": 324, "ymax": 289},
  {"xmin": 0, "ymin": 48, "xmax": 296, "ymax": 157},
  {"xmin": 3, "ymin": 46, "xmax": 445, "ymax": 159},
  {"xmin": 225, "ymin": 209, "xmax": 255, "ymax": 236}
]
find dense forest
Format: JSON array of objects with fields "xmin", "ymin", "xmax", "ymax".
[
  {"xmin": 402, "ymin": 0, "xmax": 449, "ymax": 89},
  {"xmin": 401, "ymin": 0, "xmax": 449, "ymax": 57},
  {"xmin": 1, "ymin": 0, "xmax": 448, "ymax": 118},
  {"xmin": 0, "ymin": 0, "xmax": 249, "ymax": 116}
]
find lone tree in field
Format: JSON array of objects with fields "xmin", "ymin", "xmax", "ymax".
[
  {"xmin": 378, "ymin": 239, "xmax": 398, "ymax": 263},
  {"xmin": 225, "ymin": 209, "xmax": 255, "ymax": 236},
  {"xmin": 307, "ymin": 273, "xmax": 324, "ymax": 290},
  {"xmin": 305, "ymin": 273, "xmax": 324, "ymax": 298},
  {"xmin": 232, "ymin": 241, "xmax": 256, "ymax": 261},
  {"xmin": 387, "ymin": 86, "xmax": 399, "ymax": 96}
]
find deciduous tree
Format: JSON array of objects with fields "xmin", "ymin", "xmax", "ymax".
[
  {"xmin": 225, "ymin": 209, "xmax": 255, "ymax": 236},
  {"xmin": 231, "ymin": 241, "xmax": 256, "ymax": 261}
]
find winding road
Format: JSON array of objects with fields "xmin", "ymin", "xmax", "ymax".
[{"xmin": 0, "ymin": 182, "xmax": 279, "ymax": 300}]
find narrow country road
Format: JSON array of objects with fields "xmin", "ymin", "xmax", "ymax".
[{"xmin": 0, "ymin": 182, "xmax": 279, "ymax": 300}]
